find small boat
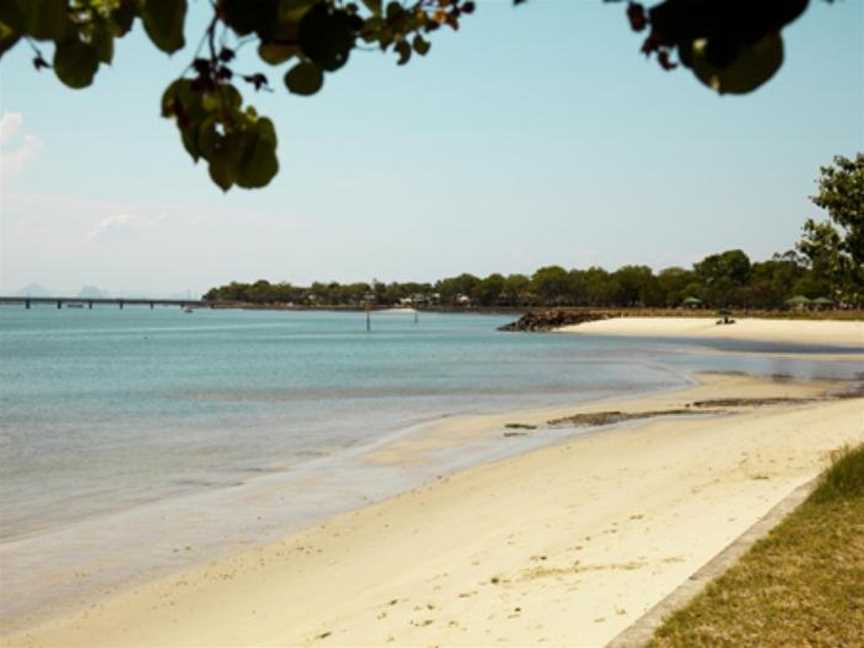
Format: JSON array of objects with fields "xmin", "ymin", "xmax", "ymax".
[{"xmin": 183, "ymin": 306, "xmax": 194, "ymax": 313}]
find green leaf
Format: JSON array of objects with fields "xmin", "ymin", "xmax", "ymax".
[
  {"xmin": 222, "ymin": 0, "xmax": 282, "ymax": 40},
  {"xmin": 256, "ymin": 117, "xmax": 277, "ymax": 145},
  {"xmin": 258, "ymin": 42, "xmax": 298, "ymax": 65},
  {"xmin": 279, "ymin": 0, "xmax": 318, "ymax": 22},
  {"xmin": 208, "ymin": 155, "xmax": 236, "ymax": 191},
  {"xmin": 91, "ymin": 24, "xmax": 114, "ymax": 64},
  {"xmin": 207, "ymin": 137, "xmax": 244, "ymax": 192},
  {"xmin": 201, "ymin": 93, "xmax": 221, "ymax": 113},
  {"xmin": 161, "ymin": 79, "xmax": 185, "ymax": 117},
  {"xmin": 0, "ymin": 3, "xmax": 26, "ymax": 32},
  {"xmin": 361, "ymin": 0, "xmax": 382, "ymax": 15},
  {"xmin": 197, "ymin": 116, "xmax": 221, "ymax": 159},
  {"xmin": 689, "ymin": 32, "xmax": 783, "ymax": 95},
  {"xmin": 110, "ymin": 2, "xmax": 137, "ymax": 37},
  {"xmin": 201, "ymin": 84, "xmax": 243, "ymax": 112},
  {"xmin": 180, "ymin": 124, "xmax": 201, "ymax": 161},
  {"xmin": 23, "ymin": 0, "xmax": 68, "ymax": 41},
  {"xmin": 395, "ymin": 39, "xmax": 411, "ymax": 65},
  {"xmin": 411, "ymin": 34, "xmax": 429, "ymax": 56},
  {"xmin": 0, "ymin": 21, "xmax": 20, "ymax": 60},
  {"xmin": 140, "ymin": 0, "xmax": 187, "ymax": 54},
  {"xmin": 161, "ymin": 79, "xmax": 204, "ymax": 120},
  {"xmin": 53, "ymin": 37, "xmax": 100, "ymax": 89},
  {"xmin": 236, "ymin": 119, "xmax": 279, "ymax": 189},
  {"xmin": 385, "ymin": 2, "xmax": 403, "ymax": 21},
  {"xmin": 284, "ymin": 61, "xmax": 324, "ymax": 95},
  {"xmin": 298, "ymin": 4, "xmax": 358, "ymax": 71}
]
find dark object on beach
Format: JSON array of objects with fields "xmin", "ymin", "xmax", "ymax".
[
  {"xmin": 505, "ymin": 423, "xmax": 538, "ymax": 430},
  {"xmin": 691, "ymin": 397, "xmax": 817, "ymax": 408},
  {"xmin": 716, "ymin": 308, "xmax": 736, "ymax": 325},
  {"xmin": 547, "ymin": 409, "xmax": 695, "ymax": 428},
  {"xmin": 498, "ymin": 310, "xmax": 608, "ymax": 332},
  {"xmin": 832, "ymin": 383, "xmax": 864, "ymax": 399},
  {"xmin": 503, "ymin": 431, "xmax": 529, "ymax": 438}
]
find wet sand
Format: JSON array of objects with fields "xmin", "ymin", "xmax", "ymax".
[{"xmin": 6, "ymin": 373, "xmax": 863, "ymax": 647}]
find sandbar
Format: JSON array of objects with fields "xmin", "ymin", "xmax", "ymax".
[{"xmin": 558, "ymin": 316, "xmax": 863, "ymax": 350}]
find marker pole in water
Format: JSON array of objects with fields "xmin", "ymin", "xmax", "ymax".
[
  {"xmin": 366, "ymin": 309, "xmax": 371, "ymax": 332},
  {"xmin": 414, "ymin": 309, "xmax": 418, "ymax": 325}
]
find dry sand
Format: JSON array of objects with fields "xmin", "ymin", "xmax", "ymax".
[
  {"xmin": 6, "ymin": 373, "xmax": 864, "ymax": 648},
  {"xmin": 558, "ymin": 316, "xmax": 864, "ymax": 350}
]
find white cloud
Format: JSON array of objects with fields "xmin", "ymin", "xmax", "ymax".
[
  {"xmin": 85, "ymin": 211, "xmax": 171, "ymax": 241},
  {"xmin": 0, "ymin": 112, "xmax": 42, "ymax": 179},
  {"xmin": 0, "ymin": 113, "xmax": 24, "ymax": 145},
  {"xmin": 86, "ymin": 213, "xmax": 139, "ymax": 241}
]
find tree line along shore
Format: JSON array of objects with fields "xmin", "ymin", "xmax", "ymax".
[
  {"xmin": 205, "ymin": 154, "xmax": 861, "ymax": 312},
  {"xmin": 203, "ymin": 248, "xmax": 861, "ymax": 313}
]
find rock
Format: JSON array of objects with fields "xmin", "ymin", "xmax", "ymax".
[{"xmin": 498, "ymin": 310, "xmax": 608, "ymax": 332}]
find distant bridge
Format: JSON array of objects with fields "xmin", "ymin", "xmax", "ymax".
[{"xmin": 0, "ymin": 296, "xmax": 210, "ymax": 310}]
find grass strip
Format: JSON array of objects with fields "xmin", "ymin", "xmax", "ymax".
[{"xmin": 649, "ymin": 443, "xmax": 864, "ymax": 648}]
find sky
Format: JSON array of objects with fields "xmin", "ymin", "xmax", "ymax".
[{"xmin": 1, "ymin": 1, "xmax": 862, "ymax": 297}]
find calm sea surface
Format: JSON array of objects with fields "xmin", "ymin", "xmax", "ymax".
[{"xmin": 0, "ymin": 306, "xmax": 861, "ymax": 626}]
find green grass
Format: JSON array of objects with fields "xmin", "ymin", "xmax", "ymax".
[
  {"xmin": 649, "ymin": 444, "xmax": 864, "ymax": 648},
  {"xmin": 809, "ymin": 445, "xmax": 864, "ymax": 504}
]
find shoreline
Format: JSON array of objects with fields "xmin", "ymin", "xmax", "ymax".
[
  {"xmin": 558, "ymin": 316, "xmax": 864, "ymax": 350},
  {"xmin": 114, "ymin": 302, "xmax": 864, "ymax": 322},
  {"xmin": 0, "ymin": 370, "xmax": 698, "ymax": 635},
  {"xmin": 6, "ymin": 372, "xmax": 863, "ymax": 647}
]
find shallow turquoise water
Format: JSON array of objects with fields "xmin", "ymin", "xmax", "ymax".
[
  {"xmin": 0, "ymin": 306, "xmax": 861, "ymax": 626},
  {"xmin": 1, "ymin": 306, "xmax": 861, "ymax": 540}
]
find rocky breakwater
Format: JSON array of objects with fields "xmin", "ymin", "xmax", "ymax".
[{"xmin": 498, "ymin": 310, "xmax": 609, "ymax": 332}]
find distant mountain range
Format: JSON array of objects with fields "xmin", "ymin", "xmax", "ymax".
[
  {"xmin": 10, "ymin": 284, "xmax": 200, "ymax": 299},
  {"xmin": 14, "ymin": 283, "xmax": 53, "ymax": 297},
  {"xmin": 77, "ymin": 285, "xmax": 112, "ymax": 298}
]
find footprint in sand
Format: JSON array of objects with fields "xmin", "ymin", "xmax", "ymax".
[{"xmin": 409, "ymin": 619, "xmax": 435, "ymax": 627}]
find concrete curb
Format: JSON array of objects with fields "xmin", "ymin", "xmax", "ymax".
[{"xmin": 606, "ymin": 477, "xmax": 819, "ymax": 648}]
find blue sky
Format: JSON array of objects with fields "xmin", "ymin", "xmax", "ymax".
[{"xmin": 1, "ymin": 1, "xmax": 862, "ymax": 297}]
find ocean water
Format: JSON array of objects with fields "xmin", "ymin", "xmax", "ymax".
[{"xmin": 0, "ymin": 306, "xmax": 861, "ymax": 627}]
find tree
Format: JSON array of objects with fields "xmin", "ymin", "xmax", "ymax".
[
  {"xmin": 582, "ymin": 266, "xmax": 615, "ymax": 307},
  {"xmin": 246, "ymin": 278, "xmax": 275, "ymax": 303},
  {"xmin": 531, "ymin": 266, "xmax": 571, "ymax": 306},
  {"xmin": 810, "ymin": 154, "xmax": 864, "ymax": 266},
  {"xmin": 1, "ymin": 0, "xmax": 828, "ymax": 191},
  {"xmin": 657, "ymin": 266, "xmax": 695, "ymax": 306},
  {"xmin": 501, "ymin": 274, "xmax": 531, "ymax": 306},
  {"xmin": 748, "ymin": 253, "xmax": 805, "ymax": 308},
  {"xmin": 694, "ymin": 249, "xmax": 751, "ymax": 306},
  {"xmin": 792, "ymin": 154, "xmax": 864, "ymax": 306},
  {"xmin": 436, "ymin": 273, "xmax": 480, "ymax": 305},
  {"xmin": 472, "ymin": 274, "xmax": 505, "ymax": 307},
  {"xmin": 795, "ymin": 219, "xmax": 856, "ymax": 304},
  {"xmin": 612, "ymin": 265, "xmax": 658, "ymax": 307}
]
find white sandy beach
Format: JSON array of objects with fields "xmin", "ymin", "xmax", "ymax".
[
  {"xmin": 559, "ymin": 316, "xmax": 864, "ymax": 349},
  {"xmin": 6, "ymin": 372, "xmax": 863, "ymax": 648}
]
